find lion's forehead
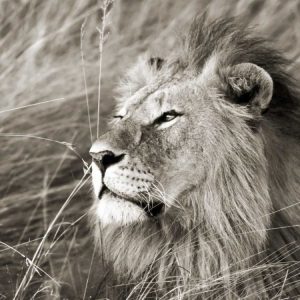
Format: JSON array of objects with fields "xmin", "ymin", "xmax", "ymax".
[
  {"xmin": 121, "ymin": 79, "xmax": 205, "ymax": 122},
  {"xmin": 126, "ymin": 80, "xmax": 178, "ymax": 107}
]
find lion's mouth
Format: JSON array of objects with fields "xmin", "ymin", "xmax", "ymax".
[{"xmin": 98, "ymin": 185, "xmax": 165, "ymax": 217}]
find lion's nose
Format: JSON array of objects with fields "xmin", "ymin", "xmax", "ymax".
[{"xmin": 90, "ymin": 143, "xmax": 125, "ymax": 172}]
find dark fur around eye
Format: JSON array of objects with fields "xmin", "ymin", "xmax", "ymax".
[{"xmin": 153, "ymin": 110, "xmax": 183, "ymax": 125}]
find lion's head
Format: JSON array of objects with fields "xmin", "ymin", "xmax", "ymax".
[{"xmin": 89, "ymin": 17, "xmax": 300, "ymax": 298}]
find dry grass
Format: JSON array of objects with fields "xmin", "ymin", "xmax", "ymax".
[{"xmin": 1, "ymin": 0, "xmax": 300, "ymax": 299}]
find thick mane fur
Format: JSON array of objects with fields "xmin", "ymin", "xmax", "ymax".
[
  {"xmin": 184, "ymin": 16, "xmax": 300, "ymax": 137},
  {"xmin": 92, "ymin": 17, "xmax": 300, "ymax": 299}
]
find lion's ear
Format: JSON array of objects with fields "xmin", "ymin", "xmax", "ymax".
[
  {"xmin": 224, "ymin": 63, "xmax": 273, "ymax": 115},
  {"xmin": 148, "ymin": 57, "xmax": 164, "ymax": 71}
]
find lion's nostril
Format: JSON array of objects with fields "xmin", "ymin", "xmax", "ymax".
[
  {"xmin": 91, "ymin": 150, "xmax": 125, "ymax": 172},
  {"xmin": 102, "ymin": 152, "xmax": 124, "ymax": 170}
]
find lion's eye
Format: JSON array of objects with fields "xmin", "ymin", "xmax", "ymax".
[
  {"xmin": 154, "ymin": 110, "xmax": 183, "ymax": 126},
  {"xmin": 113, "ymin": 115, "xmax": 124, "ymax": 120}
]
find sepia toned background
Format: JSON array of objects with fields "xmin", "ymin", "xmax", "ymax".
[{"xmin": 1, "ymin": 0, "xmax": 300, "ymax": 298}]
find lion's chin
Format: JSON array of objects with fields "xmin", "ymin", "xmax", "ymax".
[{"xmin": 96, "ymin": 193, "xmax": 148, "ymax": 226}]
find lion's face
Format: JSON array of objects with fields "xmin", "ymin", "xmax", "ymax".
[
  {"xmin": 90, "ymin": 78, "xmax": 210, "ymax": 225},
  {"xmin": 90, "ymin": 57, "xmax": 273, "ymax": 228}
]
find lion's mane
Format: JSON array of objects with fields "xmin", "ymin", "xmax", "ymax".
[{"xmin": 91, "ymin": 17, "xmax": 300, "ymax": 299}]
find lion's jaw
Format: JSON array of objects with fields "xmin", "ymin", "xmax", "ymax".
[
  {"xmin": 92, "ymin": 161, "xmax": 146, "ymax": 225},
  {"xmin": 91, "ymin": 145, "xmax": 184, "ymax": 225}
]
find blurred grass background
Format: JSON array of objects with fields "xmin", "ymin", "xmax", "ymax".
[{"xmin": 0, "ymin": 0, "xmax": 300, "ymax": 299}]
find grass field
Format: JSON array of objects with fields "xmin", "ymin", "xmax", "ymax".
[{"xmin": 1, "ymin": 0, "xmax": 300, "ymax": 298}]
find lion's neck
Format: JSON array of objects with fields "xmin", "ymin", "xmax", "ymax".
[
  {"xmin": 99, "ymin": 206, "xmax": 269, "ymax": 298},
  {"xmin": 98, "ymin": 167, "xmax": 272, "ymax": 298},
  {"xmin": 264, "ymin": 131, "xmax": 300, "ymax": 297},
  {"xmin": 266, "ymin": 131, "xmax": 300, "ymax": 223}
]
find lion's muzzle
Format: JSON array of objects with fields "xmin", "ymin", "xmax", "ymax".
[{"xmin": 89, "ymin": 139, "xmax": 165, "ymax": 224}]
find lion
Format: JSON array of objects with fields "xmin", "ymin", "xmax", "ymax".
[{"xmin": 89, "ymin": 16, "xmax": 300, "ymax": 299}]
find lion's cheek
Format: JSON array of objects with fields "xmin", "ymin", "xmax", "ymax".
[
  {"xmin": 96, "ymin": 194, "xmax": 148, "ymax": 226},
  {"xmin": 157, "ymin": 160, "xmax": 201, "ymax": 206}
]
